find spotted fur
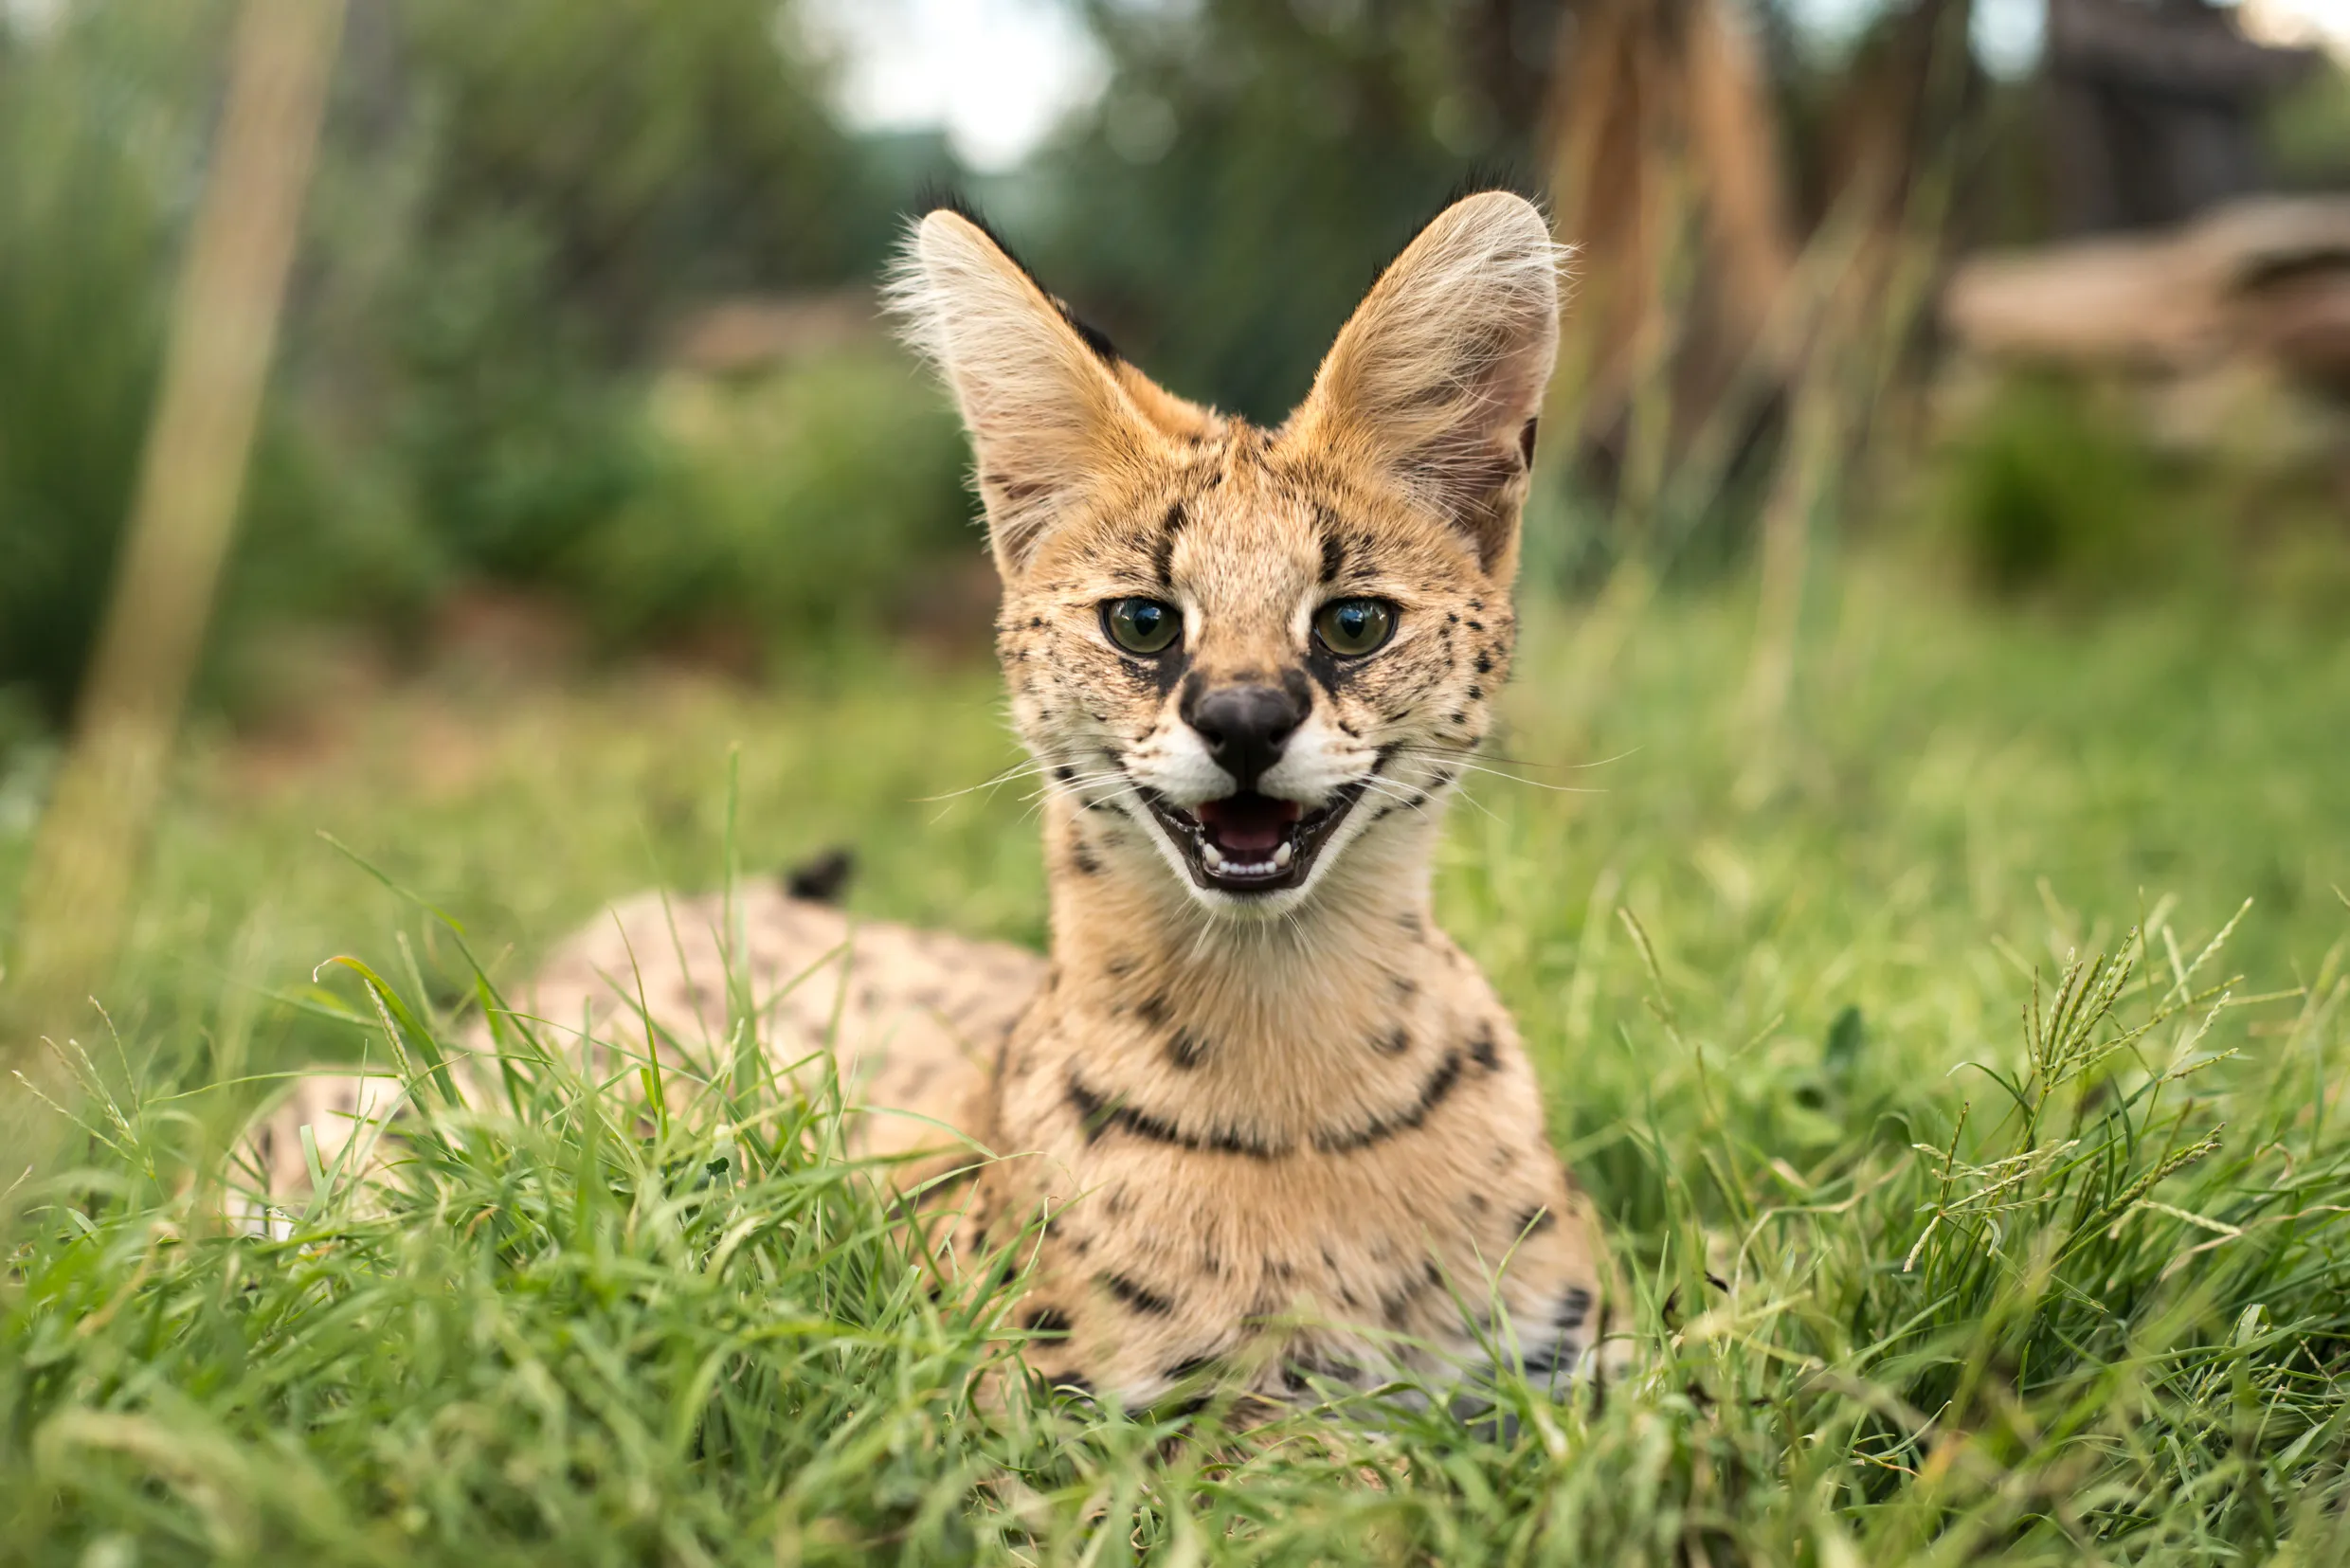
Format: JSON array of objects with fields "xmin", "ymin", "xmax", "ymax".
[{"xmin": 243, "ymin": 191, "xmax": 1616, "ymax": 1410}]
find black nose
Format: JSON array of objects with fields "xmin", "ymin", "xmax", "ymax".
[{"xmin": 1183, "ymin": 680, "xmax": 1306, "ymax": 789}]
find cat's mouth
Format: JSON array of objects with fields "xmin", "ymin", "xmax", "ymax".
[{"xmin": 1141, "ymin": 785, "xmax": 1365, "ymax": 894}]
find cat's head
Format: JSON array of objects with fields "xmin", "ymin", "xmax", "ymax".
[{"xmin": 890, "ymin": 192, "xmax": 1564, "ymax": 920}]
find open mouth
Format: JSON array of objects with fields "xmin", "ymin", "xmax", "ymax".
[{"xmin": 1141, "ymin": 785, "xmax": 1365, "ymax": 894}]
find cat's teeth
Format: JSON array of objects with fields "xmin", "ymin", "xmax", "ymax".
[
  {"xmin": 1202, "ymin": 840, "xmax": 1228, "ymax": 870},
  {"xmin": 1272, "ymin": 841, "xmax": 1293, "ymax": 869}
]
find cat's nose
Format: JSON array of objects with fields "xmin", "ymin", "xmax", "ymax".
[{"xmin": 1183, "ymin": 680, "xmax": 1306, "ymax": 790}]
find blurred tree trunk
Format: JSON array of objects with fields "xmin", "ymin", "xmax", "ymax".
[
  {"xmin": 6, "ymin": 0, "xmax": 342, "ymax": 1063},
  {"xmin": 1542, "ymin": 0, "xmax": 1795, "ymax": 501}
]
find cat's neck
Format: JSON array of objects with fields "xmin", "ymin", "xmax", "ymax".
[{"xmin": 1039, "ymin": 795, "xmax": 1455, "ymax": 1065}]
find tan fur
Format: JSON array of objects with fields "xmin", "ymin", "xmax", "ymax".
[{"xmin": 246, "ymin": 191, "xmax": 1614, "ymax": 1409}]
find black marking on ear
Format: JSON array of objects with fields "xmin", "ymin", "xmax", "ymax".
[
  {"xmin": 1467, "ymin": 1022, "xmax": 1499, "ymax": 1072},
  {"xmin": 1058, "ymin": 303, "xmax": 1122, "ymax": 365},
  {"xmin": 1100, "ymin": 1271, "xmax": 1175, "ymax": 1316},
  {"xmin": 1312, "ymin": 1049, "xmax": 1464, "ymax": 1154},
  {"xmin": 912, "ymin": 189, "xmax": 1121, "ymax": 365}
]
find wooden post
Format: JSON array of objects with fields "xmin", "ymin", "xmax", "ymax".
[{"xmin": 6, "ymin": 0, "xmax": 343, "ymax": 1058}]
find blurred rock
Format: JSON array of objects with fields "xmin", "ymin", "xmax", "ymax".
[{"xmin": 1941, "ymin": 195, "xmax": 2350, "ymax": 460}]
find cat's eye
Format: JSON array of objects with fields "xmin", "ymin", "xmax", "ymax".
[
  {"xmin": 1102, "ymin": 597, "xmax": 1183, "ymax": 656},
  {"xmin": 1313, "ymin": 597, "xmax": 1397, "ymax": 658}
]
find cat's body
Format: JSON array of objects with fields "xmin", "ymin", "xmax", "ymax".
[{"xmin": 247, "ymin": 190, "xmax": 1617, "ymax": 1408}]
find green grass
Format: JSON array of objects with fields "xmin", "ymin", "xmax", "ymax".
[{"xmin": 5, "ymin": 562, "xmax": 2348, "ymax": 1564}]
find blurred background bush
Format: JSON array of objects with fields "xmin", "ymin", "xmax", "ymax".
[{"xmin": 1, "ymin": 0, "xmax": 2345, "ymax": 736}]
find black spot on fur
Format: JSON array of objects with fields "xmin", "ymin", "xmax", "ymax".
[
  {"xmin": 1518, "ymin": 417, "xmax": 1539, "ymax": 466},
  {"xmin": 784, "ymin": 847, "xmax": 855, "ymax": 904},
  {"xmin": 1320, "ymin": 529, "xmax": 1346, "ymax": 585},
  {"xmin": 1313, "ymin": 1049, "xmax": 1465, "ymax": 1154},
  {"xmin": 1474, "ymin": 652, "xmax": 1492, "ymax": 674},
  {"xmin": 1515, "ymin": 1206, "xmax": 1556, "ymax": 1238},
  {"xmin": 1162, "ymin": 1353, "xmax": 1218, "ymax": 1383},
  {"xmin": 1167, "ymin": 1027, "xmax": 1207, "ymax": 1070},
  {"xmin": 1466, "ymin": 684, "xmax": 1483, "ymax": 701},
  {"xmin": 1376, "ymin": 1027, "xmax": 1411, "ymax": 1056},
  {"xmin": 1071, "ymin": 839, "xmax": 1102, "ymax": 875},
  {"xmin": 1066, "ymin": 1069, "xmax": 1290, "ymax": 1159},
  {"xmin": 1152, "ymin": 501, "xmax": 1186, "ymax": 588},
  {"xmin": 1100, "ymin": 1271, "xmax": 1175, "ymax": 1316},
  {"xmin": 1105, "ymin": 954, "xmax": 1136, "ymax": 979},
  {"xmin": 1555, "ymin": 1287, "xmax": 1593, "ymax": 1331},
  {"xmin": 1021, "ymin": 1306, "xmax": 1073, "ymax": 1336},
  {"xmin": 1467, "ymin": 1022, "xmax": 1499, "ymax": 1072},
  {"xmin": 1136, "ymin": 992, "xmax": 1170, "ymax": 1028}
]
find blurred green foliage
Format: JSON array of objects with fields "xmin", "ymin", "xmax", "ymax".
[
  {"xmin": 1930, "ymin": 369, "xmax": 2350, "ymax": 609},
  {"xmin": 0, "ymin": 4, "xmax": 211, "ymax": 725},
  {"xmin": 0, "ymin": 0, "xmax": 968, "ymax": 730},
  {"xmin": 2269, "ymin": 57, "xmax": 2350, "ymax": 188},
  {"xmin": 1937, "ymin": 373, "xmax": 2174, "ymax": 594}
]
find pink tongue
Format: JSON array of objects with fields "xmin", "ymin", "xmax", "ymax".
[{"xmin": 1196, "ymin": 793, "xmax": 1300, "ymax": 855}]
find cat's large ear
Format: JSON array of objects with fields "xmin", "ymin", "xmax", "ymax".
[
  {"xmin": 1289, "ymin": 191, "xmax": 1564, "ymax": 576},
  {"xmin": 888, "ymin": 207, "xmax": 1161, "ymax": 575}
]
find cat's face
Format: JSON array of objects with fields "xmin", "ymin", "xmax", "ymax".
[{"xmin": 892, "ymin": 193, "xmax": 1562, "ymax": 918}]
